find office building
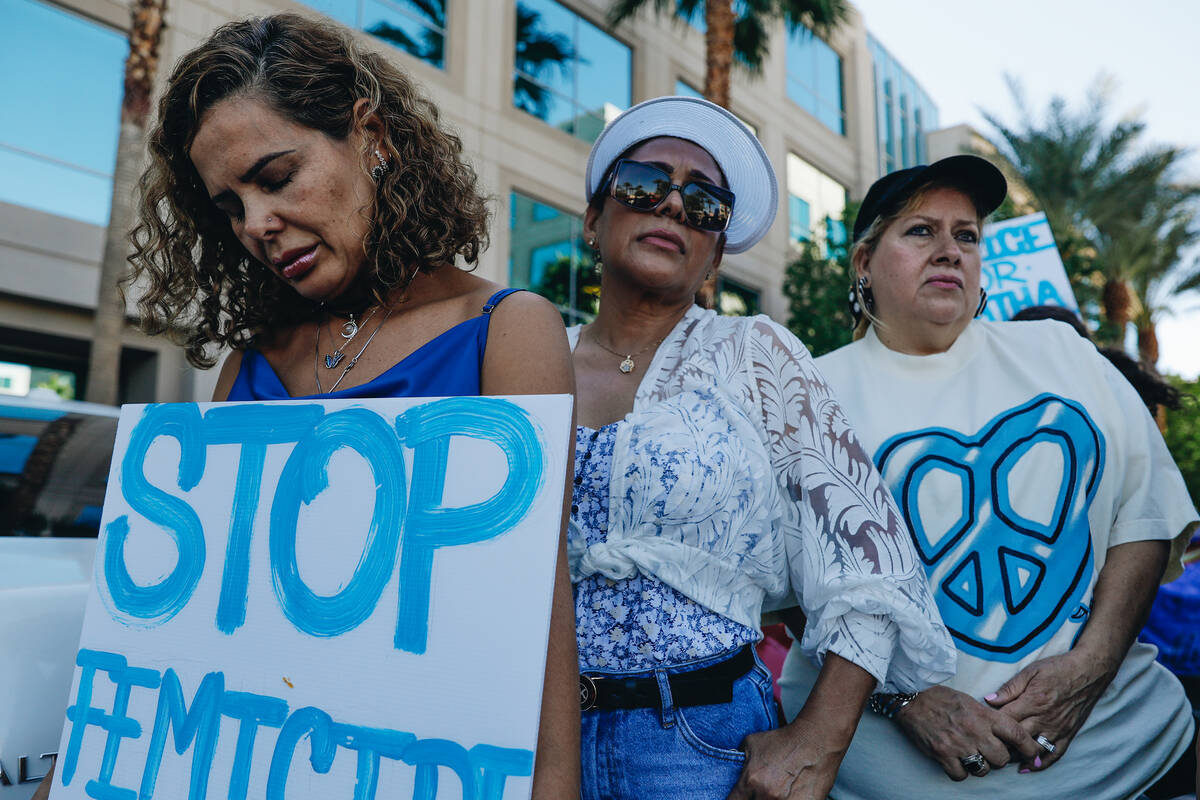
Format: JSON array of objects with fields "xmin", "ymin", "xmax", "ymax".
[{"xmin": 0, "ymin": 0, "xmax": 940, "ymax": 401}]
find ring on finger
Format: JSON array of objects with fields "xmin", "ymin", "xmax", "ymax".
[
  {"xmin": 1035, "ymin": 735, "xmax": 1056, "ymax": 754},
  {"xmin": 959, "ymin": 752, "xmax": 988, "ymax": 776}
]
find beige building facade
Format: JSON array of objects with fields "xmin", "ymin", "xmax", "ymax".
[{"xmin": 0, "ymin": 0, "xmax": 940, "ymax": 403}]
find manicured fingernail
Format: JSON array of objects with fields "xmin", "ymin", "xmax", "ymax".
[
  {"xmin": 1020, "ymin": 768, "xmax": 1031, "ymax": 774},
  {"xmin": 985, "ymin": 692, "xmax": 998, "ymax": 701},
  {"xmin": 1034, "ymin": 756, "xmax": 1042, "ymax": 768}
]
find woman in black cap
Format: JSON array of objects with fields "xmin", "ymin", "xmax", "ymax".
[
  {"xmin": 569, "ymin": 96, "xmax": 955, "ymax": 800},
  {"xmin": 777, "ymin": 155, "xmax": 1196, "ymax": 799}
]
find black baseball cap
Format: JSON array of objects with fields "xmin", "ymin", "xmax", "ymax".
[{"xmin": 852, "ymin": 155, "xmax": 1008, "ymax": 242}]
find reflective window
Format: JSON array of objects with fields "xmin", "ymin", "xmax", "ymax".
[
  {"xmin": 305, "ymin": 0, "xmax": 446, "ymax": 68},
  {"xmin": 0, "ymin": 400, "xmax": 117, "ymax": 537},
  {"xmin": 717, "ymin": 276, "xmax": 760, "ymax": 317},
  {"xmin": 787, "ymin": 153, "xmax": 846, "ymax": 253},
  {"xmin": 509, "ymin": 192, "xmax": 598, "ymax": 325},
  {"xmin": 868, "ymin": 34, "xmax": 938, "ymax": 175},
  {"xmin": 786, "ymin": 26, "xmax": 844, "ymax": 135},
  {"xmin": 514, "ymin": 0, "xmax": 631, "ymax": 142},
  {"xmin": 0, "ymin": 0, "xmax": 124, "ymax": 225}
]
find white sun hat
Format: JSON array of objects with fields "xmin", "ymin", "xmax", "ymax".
[{"xmin": 584, "ymin": 95, "xmax": 778, "ymax": 254}]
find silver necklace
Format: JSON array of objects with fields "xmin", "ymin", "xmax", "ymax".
[
  {"xmin": 321, "ymin": 306, "xmax": 378, "ymax": 369},
  {"xmin": 313, "ymin": 307, "xmax": 393, "ymax": 393}
]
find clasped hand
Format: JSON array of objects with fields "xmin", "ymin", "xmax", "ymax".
[{"xmin": 896, "ymin": 650, "xmax": 1112, "ymax": 780}]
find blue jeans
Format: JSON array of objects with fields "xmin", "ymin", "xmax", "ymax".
[{"xmin": 580, "ymin": 648, "xmax": 779, "ymax": 800}]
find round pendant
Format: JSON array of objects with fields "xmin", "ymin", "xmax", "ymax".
[
  {"xmin": 619, "ymin": 357, "xmax": 634, "ymax": 374},
  {"xmin": 340, "ymin": 319, "xmax": 358, "ymax": 339}
]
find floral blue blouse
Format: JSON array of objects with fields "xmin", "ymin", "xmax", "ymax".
[{"xmin": 572, "ymin": 424, "xmax": 757, "ymax": 672}]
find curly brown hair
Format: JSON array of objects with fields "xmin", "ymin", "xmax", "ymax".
[{"xmin": 128, "ymin": 13, "xmax": 490, "ymax": 368}]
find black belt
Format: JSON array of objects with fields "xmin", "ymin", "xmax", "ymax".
[{"xmin": 579, "ymin": 646, "xmax": 756, "ymax": 711}]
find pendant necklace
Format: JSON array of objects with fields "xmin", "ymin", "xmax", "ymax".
[
  {"xmin": 320, "ymin": 306, "xmax": 378, "ymax": 369},
  {"xmin": 313, "ymin": 307, "xmax": 394, "ymax": 393},
  {"xmin": 588, "ymin": 328, "xmax": 665, "ymax": 374}
]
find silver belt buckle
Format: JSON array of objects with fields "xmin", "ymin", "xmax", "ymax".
[{"xmin": 579, "ymin": 674, "xmax": 601, "ymax": 711}]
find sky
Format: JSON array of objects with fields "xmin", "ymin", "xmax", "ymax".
[{"xmin": 851, "ymin": 0, "xmax": 1200, "ymax": 378}]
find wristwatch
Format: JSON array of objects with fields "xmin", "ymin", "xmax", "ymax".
[{"xmin": 868, "ymin": 691, "xmax": 919, "ymax": 719}]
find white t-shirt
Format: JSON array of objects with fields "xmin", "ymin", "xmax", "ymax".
[{"xmin": 779, "ymin": 319, "xmax": 1197, "ymax": 800}]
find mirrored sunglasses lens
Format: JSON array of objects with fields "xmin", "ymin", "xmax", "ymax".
[
  {"xmin": 682, "ymin": 185, "xmax": 732, "ymax": 231},
  {"xmin": 612, "ymin": 162, "xmax": 669, "ymax": 209}
]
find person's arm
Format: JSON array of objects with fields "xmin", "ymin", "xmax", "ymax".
[
  {"xmin": 211, "ymin": 349, "xmax": 244, "ymax": 401},
  {"xmin": 736, "ymin": 321, "xmax": 956, "ymax": 798},
  {"xmin": 985, "ymin": 538, "xmax": 1169, "ymax": 771},
  {"xmin": 481, "ymin": 291, "xmax": 580, "ymax": 799},
  {"xmin": 730, "ymin": 654, "xmax": 874, "ymax": 800}
]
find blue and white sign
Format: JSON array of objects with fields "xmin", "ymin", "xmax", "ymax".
[
  {"xmin": 979, "ymin": 212, "xmax": 1078, "ymax": 321},
  {"xmin": 51, "ymin": 395, "xmax": 573, "ymax": 800}
]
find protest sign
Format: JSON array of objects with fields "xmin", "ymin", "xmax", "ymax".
[
  {"xmin": 50, "ymin": 395, "xmax": 572, "ymax": 800},
  {"xmin": 979, "ymin": 212, "xmax": 1079, "ymax": 321}
]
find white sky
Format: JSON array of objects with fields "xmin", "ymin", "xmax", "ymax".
[{"xmin": 852, "ymin": 0, "xmax": 1200, "ymax": 377}]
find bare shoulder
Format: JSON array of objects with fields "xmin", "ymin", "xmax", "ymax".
[
  {"xmin": 482, "ymin": 290, "xmax": 574, "ymax": 396},
  {"xmin": 211, "ymin": 349, "xmax": 245, "ymax": 401}
]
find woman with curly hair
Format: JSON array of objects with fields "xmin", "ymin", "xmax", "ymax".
[{"xmin": 33, "ymin": 12, "xmax": 579, "ymax": 799}]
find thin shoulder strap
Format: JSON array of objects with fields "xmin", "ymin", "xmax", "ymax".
[{"xmin": 482, "ymin": 287, "xmax": 526, "ymax": 314}]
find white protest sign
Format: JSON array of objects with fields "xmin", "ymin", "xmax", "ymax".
[
  {"xmin": 50, "ymin": 395, "xmax": 572, "ymax": 800},
  {"xmin": 978, "ymin": 212, "xmax": 1079, "ymax": 321}
]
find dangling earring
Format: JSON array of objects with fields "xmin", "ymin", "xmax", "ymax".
[
  {"xmin": 588, "ymin": 238, "xmax": 603, "ymax": 275},
  {"xmin": 975, "ymin": 287, "xmax": 988, "ymax": 318},
  {"xmin": 848, "ymin": 275, "xmax": 874, "ymax": 326},
  {"xmin": 371, "ymin": 149, "xmax": 390, "ymax": 182}
]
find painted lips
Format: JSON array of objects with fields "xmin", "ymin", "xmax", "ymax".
[{"xmin": 276, "ymin": 245, "xmax": 318, "ymax": 280}]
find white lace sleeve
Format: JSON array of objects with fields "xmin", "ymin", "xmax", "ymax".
[{"xmin": 747, "ymin": 319, "xmax": 956, "ymax": 692}]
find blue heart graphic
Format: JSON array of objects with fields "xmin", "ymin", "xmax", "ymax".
[{"xmin": 876, "ymin": 394, "xmax": 1103, "ymax": 662}]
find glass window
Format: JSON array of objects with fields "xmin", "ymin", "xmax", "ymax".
[
  {"xmin": 717, "ymin": 276, "xmax": 760, "ymax": 317},
  {"xmin": 305, "ymin": 0, "xmax": 446, "ymax": 68},
  {"xmin": 787, "ymin": 153, "xmax": 846, "ymax": 253},
  {"xmin": 0, "ymin": 0, "xmax": 123, "ymax": 226},
  {"xmin": 868, "ymin": 34, "xmax": 938, "ymax": 178},
  {"xmin": 785, "ymin": 26, "xmax": 844, "ymax": 136},
  {"xmin": 514, "ymin": 0, "xmax": 631, "ymax": 142},
  {"xmin": 509, "ymin": 192, "xmax": 598, "ymax": 325}
]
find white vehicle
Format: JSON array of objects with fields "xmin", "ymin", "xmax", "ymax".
[{"xmin": 0, "ymin": 395, "xmax": 118, "ymax": 799}]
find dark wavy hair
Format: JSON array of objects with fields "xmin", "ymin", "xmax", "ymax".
[{"xmin": 127, "ymin": 13, "xmax": 490, "ymax": 368}]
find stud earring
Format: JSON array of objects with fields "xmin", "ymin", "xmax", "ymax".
[
  {"xmin": 975, "ymin": 287, "xmax": 989, "ymax": 318},
  {"xmin": 371, "ymin": 149, "xmax": 390, "ymax": 182}
]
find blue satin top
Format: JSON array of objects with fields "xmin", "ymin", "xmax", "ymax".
[{"xmin": 226, "ymin": 288, "xmax": 523, "ymax": 400}]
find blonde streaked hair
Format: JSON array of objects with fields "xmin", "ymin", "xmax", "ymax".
[{"xmin": 849, "ymin": 179, "xmax": 986, "ymax": 340}]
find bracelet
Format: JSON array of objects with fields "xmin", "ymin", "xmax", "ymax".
[{"xmin": 868, "ymin": 691, "xmax": 919, "ymax": 719}]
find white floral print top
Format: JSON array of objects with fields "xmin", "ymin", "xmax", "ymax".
[
  {"xmin": 572, "ymin": 423, "xmax": 758, "ymax": 671},
  {"xmin": 568, "ymin": 307, "xmax": 956, "ymax": 691}
]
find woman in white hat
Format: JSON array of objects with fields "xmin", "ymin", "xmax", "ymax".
[
  {"xmin": 568, "ymin": 95, "xmax": 956, "ymax": 800},
  {"xmin": 777, "ymin": 155, "xmax": 1197, "ymax": 799}
]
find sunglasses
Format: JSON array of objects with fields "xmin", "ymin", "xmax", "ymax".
[{"xmin": 603, "ymin": 159, "xmax": 735, "ymax": 234}]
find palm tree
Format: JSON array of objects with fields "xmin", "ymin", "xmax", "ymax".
[
  {"xmin": 983, "ymin": 77, "xmax": 1199, "ymax": 353},
  {"xmin": 606, "ymin": 0, "xmax": 849, "ymax": 108},
  {"xmin": 84, "ymin": 0, "xmax": 167, "ymax": 405}
]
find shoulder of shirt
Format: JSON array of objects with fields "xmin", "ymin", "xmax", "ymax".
[{"xmin": 977, "ymin": 318, "xmax": 1101, "ymax": 362}]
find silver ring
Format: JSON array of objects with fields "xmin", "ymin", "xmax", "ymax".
[
  {"xmin": 959, "ymin": 752, "xmax": 988, "ymax": 775},
  {"xmin": 1035, "ymin": 735, "xmax": 1056, "ymax": 753}
]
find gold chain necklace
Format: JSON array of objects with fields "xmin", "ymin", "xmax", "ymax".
[{"xmin": 587, "ymin": 328, "xmax": 664, "ymax": 374}]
